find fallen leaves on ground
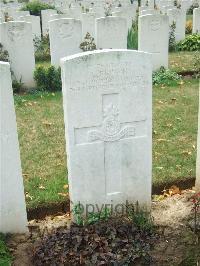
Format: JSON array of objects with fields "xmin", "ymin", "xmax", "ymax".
[{"xmin": 33, "ymin": 218, "xmax": 156, "ymax": 265}]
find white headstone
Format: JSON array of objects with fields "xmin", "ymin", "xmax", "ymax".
[
  {"xmin": 50, "ymin": 13, "xmax": 72, "ymax": 20},
  {"xmin": 0, "ymin": 21, "xmax": 35, "ymax": 88},
  {"xmin": 121, "ymin": 6, "xmax": 137, "ymax": 29},
  {"xmin": 49, "ymin": 18, "xmax": 82, "ymax": 66},
  {"xmin": 19, "ymin": 15, "xmax": 41, "ymax": 40},
  {"xmin": 0, "ymin": 17, "xmax": 3, "ymax": 24},
  {"xmin": 160, "ymin": 5, "xmax": 174, "ymax": 14},
  {"xmin": 140, "ymin": 9, "xmax": 160, "ymax": 16},
  {"xmin": 193, "ymin": 8, "xmax": 200, "ymax": 33},
  {"xmin": 138, "ymin": 14, "xmax": 169, "ymax": 70},
  {"xmin": 0, "ymin": 61, "xmax": 28, "ymax": 233},
  {"xmin": 167, "ymin": 8, "xmax": 186, "ymax": 42},
  {"xmin": 41, "ymin": 9, "xmax": 57, "ymax": 35},
  {"xmin": 82, "ymin": 12, "xmax": 97, "ymax": 39},
  {"xmin": 12, "ymin": 10, "xmax": 30, "ymax": 20},
  {"xmin": 61, "ymin": 49, "xmax": 152, "ymax": 213},
  {"xmin": 95, "ymin": 16, "xmax": 127, "ymax": 49},
  {"xmin": 148, "ymin": 0, "xmax": 155, "ymax": 8}
]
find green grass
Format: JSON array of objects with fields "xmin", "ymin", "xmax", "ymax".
[
  {"xmin": 153, "ymin": 78, "xmax": 199, "ymax": 185},
  {"xmin": 37, "ymin": 51, "xmax": 196, "ymax": 74},
  {"xmin": 15, "ymin": 92, "xmax": 67, "ymax": 208},
  {"xmin": 169, "ymin": 51, "xmax": 196, "ymax": 72},
  {"xmin": 15, "ymin": 78, "xmax": 199, "ymax": 208},
  {"xmin": 186, "ymin": 14, "xmax": 193, "ymax": 22},
  {"xmin": 0, "ymin": 234, "xmax": 12, "ymax": 266},
  {"xmin": 36, "ymin": 60, "xmax": 51, "ymax": 68}
]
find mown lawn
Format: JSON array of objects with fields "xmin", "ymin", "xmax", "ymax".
[
  {"xmin": 15, "ymin": 78, "xmax": 199, "ymax": 209},
  {"xmin": 0, "ymin": 234, "xmax": 12, "ymax": 265},
  {"xmin": 36, "ymin": 51, "xmax": 198, "ymax": 73},
  {"xmin": 169, "ymin": 51, "xmax": 197, "ymax": 73}
]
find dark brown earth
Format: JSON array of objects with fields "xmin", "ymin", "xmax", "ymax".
[{"xmin": 6, "ymin": 190, "xmax": 200, "ymax": 266}]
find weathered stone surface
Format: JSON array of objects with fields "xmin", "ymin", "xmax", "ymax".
[
  {"xmin": 138, "ymin": 14, "xmax": 169, "ymax": 70},
  {"xmin": 61, "ymin": 49, "xmax": 152, "ymax": 213},
  {"xmin": 0, "ymin": 62, "xmax": 27, "ymax": 233},
  {"xmin": 193, "ymin": 8, "xmax": 200, "ymax": 34},
  {"xmin": 95, "ymin": 16, "xmax": 127, "ymax": 49},
  {"xmin": 0, "ymin": 21, "xmax": 35, "ymax": 88},
  {"xmin": 49, "ymin": 18, "xmax": 82, "ymax": 66}
]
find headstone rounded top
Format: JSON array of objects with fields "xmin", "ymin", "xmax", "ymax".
[{"xmin": 61, "ymin": 49, "xmax": 152, "ymax": 64}]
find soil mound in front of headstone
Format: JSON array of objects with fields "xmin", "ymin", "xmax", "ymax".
[{"xmin": 33, "ymin": 218, "xmax": 156, "ymax": 265}]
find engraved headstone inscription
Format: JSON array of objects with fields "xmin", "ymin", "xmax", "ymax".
[
  {"xmin": 95, "ymin": 17, "xmax": 127, "ymax": 49},
  {"xmin": 49, "ymin": 18, "xmax": 82, "ymax": 66},
  {"xmin": 138, "ymin": 14, "xmax": 169, "ymax": 70},
  {"xmin": 61, "ymin": 49, "xmax": 152, "ymax": 214},
  {"xmin": 0, "ymin": 21, "xmax": 35, "ymax": 88}
]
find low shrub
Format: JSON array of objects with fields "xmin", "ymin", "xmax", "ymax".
[
  {"xmin": 80, "ymin": 32, "xmax": 96, "ymax": 52},
  {"xmin": 185, "ymin": 20, "xmax": 193, "ymax": 34},
  {"xmin": 153, "ymin": 67, "xmax": 181, "ymax": 86},
  {"xmin": 0, "ymin": 43, "xmax": 9, "ymax": 62},
  {"xmin": 21, "ymin": 0, "xmax": 55, "ymax": 16},
  {"xmin": 34, "ymin": 35, "xmax": 50, "ymax": 62},
  {"xmin": 0, "ymin": 233, "xmax": 12, "ymax": 265},
  {"xmin": 169, "ymin": 22, "xmax": 177, "ymax": 52},
  {"xmin": 127, "ymin": 19, "xmax": 138, "ymax": 49},
  {"xmin": 177, "ymin": 34, "xmax": 200, "ymax": 51},
  {"xmin": 12, "ymin": 77, "xmax": 24, "ymax": 93},
  {"xmin": 34, "ymin": 65, "xmax": 61, "ymax": 91}
]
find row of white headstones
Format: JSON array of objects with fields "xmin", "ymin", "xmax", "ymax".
[
  {"xmin": 0, "ymin": 5, "xmax": 199, "ymax": 88},
  {"xmin": 0, "ymin": 0, "xmax": 200, "ymax": 233},
  {"xmin": 1, "ymin": 48, "xmax": 200, "ymax": 234}
]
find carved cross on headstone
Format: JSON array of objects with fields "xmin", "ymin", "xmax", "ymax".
[{"xmin": 74, "ymin": 93, "xmax": 146, "ymax": 196}]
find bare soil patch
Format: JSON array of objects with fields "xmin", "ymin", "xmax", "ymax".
[{"xmin": 6, "ymin": 190, "xmax": 200, "ymax": 265}]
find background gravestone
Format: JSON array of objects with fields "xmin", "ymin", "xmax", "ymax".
[
  {"xmin": 167, "ymin": 8, "xmax": 186, "ymax": 42},
  {"xmin": 0, "ymin": 61, "xmax": 28, "ymax": 233},
  {"xmin": 0, "ymin": 21, "xmax": 35, "ymax": 88},
  {"xmin": 41, "ymin": 9, "xmax": 57, "ymax": 35},
  {"xmin": 193, "ymin": 8, "xmax": 200, "ymax": 33},
  {"xmin": 49, "ymin": 18, "xmax": 82, "ymax": 66},
  {"xmin": 95, "ymin": 17, "xmax": 127, "ymax": 49},
  {"xmin": 61, "ymin": 49, "xmax": 152, "ymax": 213},
  {"xmin": 18, "ymin": 15, "xmax": 41, "ymax": 40},
  {"xmin": 138, "ymin": 14, "xmax": 169, "ymax": 70},
  {"xmin": 82, "ymin": 12, "xmax": 98, "ymax": 40}
]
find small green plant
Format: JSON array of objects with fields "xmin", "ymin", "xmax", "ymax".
[
  {"xmin": 80, "ymin": 32, "xmax": 96, "ymax": 52},
  {"xmin": 104, "ymin": 2, "xmax": 112, "ymax": 16},
  {"xmin": 127, "ymin": 202, "xmax": 154, "ymax": 232},
  {"xmin": 177, "ymin": 34, "xmax": 200, "ymax": 51},
  {"xmin": 72, "ymin": 203, "xmax": 84, "ymax": 226},
  {"xmin": 0, "ymin": 43, "xmax": 9, "ymax": 62},
  {"xmin": 127, "ymin": 18, "xmax": 138, "ymax": 49},
  {"xmin": 0, "ymin": 233, "xmax": 12, "ymax": 266},
  {"xmin": 21, "ymin": 0, "xmax": 55, "ymax": 16},
  {"xmin": 72, "ymin": 203, "xmax": 111, "ymax": 226},
  {"xmin": 153, "ymin": 67, "xmax": 181, "ymax": 86},
  {"xmin": 12, "ymin": 77, "xmax": 24, "ymax": 93},
  {"xmin": 169, "ymin": 21, "xmax": 177, "ymax": 52},
  {"xmin": 34, "ymin": 65, "xmax": 61, "ymax": 91},
  {"xmin": 34, "ymin": 35, "xmax": 50, "ymax": 62}
]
